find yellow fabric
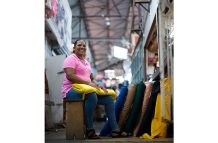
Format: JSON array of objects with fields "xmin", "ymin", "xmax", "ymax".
[
  {"xmin": 72, "ymin": 84, "xmax": 117, "ymax": 100},
  {"xmin": 140, "ymin": 133, "xmax": 153, "ymax": 140},
  {"xmin": 72, "ymin": 84, "xmax": 96, "ymax": 94},
  {"xmin": 141, "ymin": 78, "xmax": 172, "ymax": 139},
  {"xmin": 96, "ymin": 89, "xmax": 117, "ymax": 100}
]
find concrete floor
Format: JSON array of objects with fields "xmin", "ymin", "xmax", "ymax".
[{"xmin": 45, "ymin": 121, "xmax": 173, "ymax": 143}]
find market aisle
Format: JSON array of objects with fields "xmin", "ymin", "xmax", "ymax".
[{"xmin": 45, "ymin": 121, "xmax": 173, "ymax": 143}]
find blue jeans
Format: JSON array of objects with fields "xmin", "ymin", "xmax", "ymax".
[{"xmin": 66, "ymin": 88, "xmax": 119, "ymax": 131}]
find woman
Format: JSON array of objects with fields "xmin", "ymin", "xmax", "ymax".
[{"xmin": 61, "ymin": 39, "xmax": 122, "ymax": 139}]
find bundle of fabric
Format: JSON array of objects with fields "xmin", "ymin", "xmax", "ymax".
[
  {"xmin": 99, "ymin": 86, "xmax": 128, "ymax": 137},
  {"xmin": 136, "ymin": 81, "xmax": 160, "ymax": 137},
  {"xmin": 72, "ymin": 84, "xmax": 117, "ymax": 100},
  {"xmin": 140, "ymin": 78, "xmax": 172, "ymax": 139},
  {"xmin": 133, "ymin": 82, "xmax": 153, "ymax": 136},
  {"xmin": 118, "ymin": 84, "xmax": 136, "ymax": 130},
  {"xmin": 123, "ymin": 81, "xmax": 146, "ymax": 134}
]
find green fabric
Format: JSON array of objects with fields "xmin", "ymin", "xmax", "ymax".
[
  {"xmin": 123, "ymin": 81, "xmax": 146, "ymax": 133},
  {"xmin": 133, "ymin": 82, "xmax": 153, "ymax": 136}
]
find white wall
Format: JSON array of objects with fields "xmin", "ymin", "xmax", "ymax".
[
  {"xmin": 45, "ymin": 55, "xmax": 66, "ymax": 124},
  {"xmin": 45, "ymin": 37, "xmax": 53, "ymax": 58}
]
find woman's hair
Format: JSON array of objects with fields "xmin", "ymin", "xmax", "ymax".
[
  {"xmin": 73, "ymin": 39, "xmax": 80, "ymax": 48},
  {"xmin": 72, "ymin": 40, "xmax": 79, "ymax": 53},
  {"xmin": 72, "ymin": 39, "xmax": 86, "ymax": 53},
  {"xmin": 73, "ymin": 39, "xmax": 86, "ymax": 47}
]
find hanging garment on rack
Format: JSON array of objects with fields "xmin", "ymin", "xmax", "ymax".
[
  {"xmin": 123, "ymin": 81, "xmax": 146, "ymax": 133},
  {"xmin": 118, "ymin": 84, "xmax": 136, "ymax": 130},
  {"xmin": 133, "ymin": 82, "xmax": 153, "ymax": 136},
  {"xmin": 141, "ymin": 78, "xmax": 172, "ymax": 139},
  {"xmin": 136, "ymin": 81, "xmax": 160, "ymax": 137},
  {"xmin": 99, "ymin": 86, "xmax": 128, "ymax": 137}
]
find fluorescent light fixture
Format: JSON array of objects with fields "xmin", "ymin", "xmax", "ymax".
[
  {"xmin": 105, "ymin": 17, "xmax": 110, "ymax": 26},
  {"xmin": 112, "ymin": 45, "xmax": 128, "ymax": 59}
]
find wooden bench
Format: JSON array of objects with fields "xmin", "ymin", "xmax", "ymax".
[{"xmin": 64, "ymin": 99, "xmax": 86, "ymax": 140}]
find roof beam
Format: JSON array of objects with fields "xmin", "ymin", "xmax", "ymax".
[
  {"xmin": 71, "ymin": 37, "xmax": 122, "ymax": 41},
  {"xmin": 134, "ymin": 0, "xmax": 151, "ymax": 13},
  {"xmin": 106, "ymin": 0, "xmax": 110, "ymax": 56},
  {"xmin": 87, "ymin": 19, "xmax": 104, "ymax": 27},
  {"xmin": 79, "ymin": 0, "xmax": 96, "ymax": 65},
  {"xmin": 92, "ymin": 41, "xmax": 105, "ymax": 45},
  {"xmin": 72, "ymin": 15, "xmax": 141, "ymax": 18},
  {"xmin": 134, "ymin": 0, "xmax": 151, "ymax": 3},
  {"xmin": 123, "ymin": 1, "xmax": 131, "ymax": 36},
  {"xmin": 97, "ymin": 60, "xmax": 124, "ymax": 71},
  {"xmin": 112, "ymin": 0, "xmax": 122, "ymax": 16}
]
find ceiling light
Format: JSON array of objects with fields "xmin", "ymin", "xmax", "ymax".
[
  {"xmin": 105, "ymin": 17, "xmax": 110, "ymax": 26},
  {"xmin": 105, "ymin": 21, "xmax": 110, "ymax": 26}
]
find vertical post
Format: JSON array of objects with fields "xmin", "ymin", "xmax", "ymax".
[
  {"xmin": 169, "ymin": 27, "xmax": 174, "ymax": 121},
  {"xmin": 106, "ymin": 0, "xmax": 110, "ymax": 61},
  {"xmin": 79, "ymin": 16, "xmax": 81, "ymax": 38},
  {"xmin": 79, "ymin": 0, "xmax": 81, "ymax": 39},
  {"xmin": 157, "ymin": 4, "xmax": 165, "ymax": 119},
  {"xmin": 166, "ymin": 19, "xmax": 171, "ymax": 121}
]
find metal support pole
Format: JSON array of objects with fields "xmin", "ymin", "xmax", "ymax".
[
  {"xmin": 166, "ymin": 21, "xmax": 171, "ymax": 121},
  {"xmin": 79, "ymin": 15, "xmax": 81, "ymax": 38},
  {"xmin": 169, "ymin": 29, "xmax": 174, "ymax": 121},
  {"xmin": 78, "ymin": 0, "xmax": 82, "ymax": 38},
  {"xmin": 157, "ymin": 5, "xmax": 165, "ymax": 119},
  {"xmin": 138, "ymin": 3, "xmax": 150, "ymax": 13}
]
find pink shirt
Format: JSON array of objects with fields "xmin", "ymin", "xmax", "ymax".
[{"xmin": 61, "ymin": 54, "xmax": 92, "ymax": 98}]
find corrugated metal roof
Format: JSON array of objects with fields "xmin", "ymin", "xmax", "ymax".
[{"xmin": 68, "ymin": 0, "xmax": 141, "ymax": 71}]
